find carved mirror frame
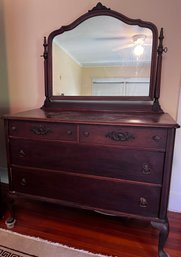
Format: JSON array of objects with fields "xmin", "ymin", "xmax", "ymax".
[{"xmin": 42, "ymin": 2, "xmax": 165, "ymax": 112}]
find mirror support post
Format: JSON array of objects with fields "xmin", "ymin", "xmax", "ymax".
[
  {"xmin": 153, "ymin": 28, "xmax": 167, "ymax": 112},
  {"xmin": 41, "ymin": 37, "xmax": 49, "ymax": 105}
]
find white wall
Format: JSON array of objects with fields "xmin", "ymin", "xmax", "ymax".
[{"xmin": 169, "ymin": 86, "xmax": 181, "ymax": 212}]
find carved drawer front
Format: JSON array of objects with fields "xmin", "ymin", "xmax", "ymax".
[
  {"xmin": 79, "ymin": 125, "xmax": 167, "ymax": 149},
  {"xmin": 8, "ymin": 120, "xmax": 77, "ymax": 141},
  {"xmin": 10, "ymin": 139, "xmax": 164, "ymax": 184},
  {"xmin": 11, "ymin": 166, "xmax": 161, "ymax": 217}
]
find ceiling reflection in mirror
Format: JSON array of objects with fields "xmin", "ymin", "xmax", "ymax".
[{"xmin": 52, "ymin": 16, "xmax": 153, "ymax": 97}]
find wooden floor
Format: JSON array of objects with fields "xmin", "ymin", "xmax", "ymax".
[{"xmin": 0, "ymin": 198, "xmax": 181, "ymax": 257}]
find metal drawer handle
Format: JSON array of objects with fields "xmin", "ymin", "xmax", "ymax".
[
  {"xmin": 31, "ymin": 125, "xmax": 52, "ymax": 135},
  {"xmin": 139, "ymin": 197, "xmax": 148, "ymax": 208},
  {"xmin": 106, "ymin": 131, "xmax": 135, "ymax": 142},
  {"xmin": 18, "ymin": 149, "xmax": 26, "ymax": 158},
  {"xmin": 20, "ymin": 178, "xmax": 27, "ymax": 186},
  {"xmin": 67, "ymin": 130, "xmax": 72, "ymax": 135},
  {"xmin": 152, "ymin": 135, "xmax": 161, "ymax": 142},
  {"xmin": 11, "ymin": 126, "xmax": 17, "ymax": 131},
  {"xmin": 142, "ymin": 163, "xmax": 151, "ymax": 175},
  {"xmin": 83, "ymin": 131, "xmax": 90, "ymax": 137}
]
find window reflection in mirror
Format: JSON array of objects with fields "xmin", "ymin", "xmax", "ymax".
[{"xmin": 52, "ymin": 16, "xmax": 153, "ymax": 97}]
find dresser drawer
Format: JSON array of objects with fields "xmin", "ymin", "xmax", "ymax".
[
  {"xmin": 11, "ymin": 167, "xmax": 161, "ymax": 217},
  {"xmin": 10, "ymin": 139, "xmax": 164, "ymax": 184},
  {"xmin": 79, "ymin": 125, "xmax": 167, "ymax": 149},
  {"xmin": 8, "ymin": 120, "xmax": 77, "ymax": 141}
]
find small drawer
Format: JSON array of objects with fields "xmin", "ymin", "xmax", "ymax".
[
  {"xmin": 79, "ymin": 125, "xmax": 167, "ymax": 149},
  {"xmin": 8, "ymin": 120, "xmax": 77, "ymax": 141},
  {"xmin": 11, "ymin": 166, "xmax": 161, "ymax": 218}
]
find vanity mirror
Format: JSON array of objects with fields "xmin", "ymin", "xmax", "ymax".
[
  {"xmin": 52, "ymin": 17, "xmax": 153, "ymax": 98},
  {"xmin": 42, "ymin": 2, "xmax": 164, "ymax": 111}
]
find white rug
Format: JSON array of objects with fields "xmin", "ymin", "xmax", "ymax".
[{"xmin": 0, "ymin": 228, "xmax": 114, "ymax": 257}]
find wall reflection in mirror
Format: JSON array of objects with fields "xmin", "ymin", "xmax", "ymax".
[{"xmin": 52, "ymin": 16, "xmax": 153, "ymax": 97}]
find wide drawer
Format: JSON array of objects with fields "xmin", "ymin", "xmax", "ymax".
[
  {"xmin": 8, "ymin": 120, "xmax": 77, "ymax": 142},
  {"xmin": 11, "ymin": 167, "xmax": 161, "ymax": 217},
  {"xmin": 10, "ymin": 139, "xmax": 164, "ymax": 184},
  {"xmin": 79, "ymin": 125, "xmax": 167, "ymax": 149}
]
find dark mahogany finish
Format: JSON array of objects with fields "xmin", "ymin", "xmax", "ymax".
[
  {"xmin": 4, "ymin": 109, "xmax": 179, "ymax": 257},
  {"xmin": 0, "ymin": 183, "xmax": 3, "ymax": 218},
  {"xmin": 3, "ymin": 3, "xmax": 180, "ymax": 257}
]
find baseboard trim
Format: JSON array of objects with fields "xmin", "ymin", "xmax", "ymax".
[{"xmin": 0, "ymin": 167, "xmax": 8, "ymax": 184}]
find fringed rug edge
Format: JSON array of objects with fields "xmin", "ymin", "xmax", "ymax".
[{"xmin": 0, "ymin": 228, "xmax": 116, "ymax": 257}]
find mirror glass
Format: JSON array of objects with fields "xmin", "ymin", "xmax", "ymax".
[{"xmin": 52, "ymin": 16, "xmax": 153, "ymax": 97}]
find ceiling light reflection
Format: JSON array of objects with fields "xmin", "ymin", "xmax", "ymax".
[{"xmin": 134, "ymin": 44, "xmax": 144, "ymax": 56}]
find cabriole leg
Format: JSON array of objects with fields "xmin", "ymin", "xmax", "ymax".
[
  {"xmin": 151, "ymin": 219, "xmax": 170, "ymax": 257},
  {"xmin": 5, "ymin": 195, "xmax": 16, "ymax": 229}
]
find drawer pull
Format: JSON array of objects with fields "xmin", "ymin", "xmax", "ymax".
[
  {"xmin": 152, "ymin": 135, "xmax": 161, "ymax": 142},
  {"xmin": 106, "ymin": 131, "xmax": 135, "ymax": 142},
  {"xmin": 18, "ymin": 150, "xmax": 26, "ymax": 158},
  {"xmin": 139, "ymin": 197, "xmax": 148, "ymax": 208},
  {"xmin": 20, "ymin": 178, "xmax": 27, "ymax": 186},
  {"xmin": 67, "ymin": 130, "xmax": 72, "ymax": 135},
  {"xmin": 31, "ymin": 125, "xmax": 52, "ymax": 135},
  {"xmin": 142, "ymin": 163, "xmax": 151, "ymax": 175},
  {"xmin": 11, "ymin": 126, "xmax": 17, "ymax": 131},
  {"xmin": 83, "ymin": 131, "xmax": 90, "ymax": 137}
]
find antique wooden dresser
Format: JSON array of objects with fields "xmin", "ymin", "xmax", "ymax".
[{"xmin": 3, "ymin": 3, "xmax": 179, "ymax": 257}]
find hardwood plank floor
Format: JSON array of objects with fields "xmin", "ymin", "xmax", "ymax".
[{"xmin": 0, "ymin": 198, "xmax": 181, "ymax": 257}]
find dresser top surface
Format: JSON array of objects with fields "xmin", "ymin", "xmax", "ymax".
[{"xmin": 4, "ymin": 108, "xmax": 179, "ymax": 128}]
